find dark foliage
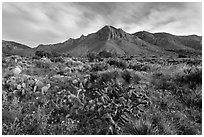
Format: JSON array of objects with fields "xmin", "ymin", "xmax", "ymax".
[
  {"xmin": 35, "ymin": 50, "xmax": 52, "ymax": 58},
  {"xmin": 107, "ymin": 59, "xmax": 127, "ymax": 69}
]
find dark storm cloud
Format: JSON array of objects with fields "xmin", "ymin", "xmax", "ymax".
[{"xmin": 2, "ymin": 2, "xmax": 202, "ymax": 47}]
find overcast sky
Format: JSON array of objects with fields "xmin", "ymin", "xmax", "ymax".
[{"xmin": 2, "ymin": 2, "xmax": 202, "ymax": 47}]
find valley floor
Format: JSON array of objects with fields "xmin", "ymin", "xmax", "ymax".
[{"xmin": 2, "ymin": 55, "xmax": 202, "ymax": 135}]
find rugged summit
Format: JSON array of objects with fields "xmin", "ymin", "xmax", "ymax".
[
  {"xmin": 2, "ymin": 25, "xmax": 202, "ymax": 57},
  {"xmin": 97, "ymin": 25, "xmax": 131, "ymax": 41}
]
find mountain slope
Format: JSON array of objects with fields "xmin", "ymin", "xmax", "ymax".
[
  {"xmin": 2, "ymin": 25, "xmax": 202, "ymax": 57},
  {"xmin": 33, "ymin": 25, "xmax": 170, "ymax": 56},
  {"xmin": 134, "ymin": 31, "xmax": 202, "ymax": 51},
  {"xmin": 2, "ymin": 40, "xmax": 34, "ymax": 56}
]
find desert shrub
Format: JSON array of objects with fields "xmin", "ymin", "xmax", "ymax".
[
  {"xmin": 129, "ymin": 63, "xmax": 151, "ymax": 72},
  {"xmin": 121, "ymin": 70, "xmax": 132, "ymax": 84},
  {"xmin": 151, "ymin": 72, "xmax": 173, "ymax": 91},
  {"xmin": 98, "ymin": 50, "xmax": 113, "ymax": 58},
  {"xmin": 147, "ymin": 88, "xmax": 202, "ymax": 135},
  {"xmin": 178, "ymin": 54, "xmax": 187, "ymax": 58},
  {"xmin": 35, "ymin": 50, "xmax": 52, "ymax": 58},
  {"xmin": 87, "ymin": 52, "xmax": 98, "ymax": 62},
  {"xmin": 170, "ymin": 87, "xmax": 202, "ymax": 112},
  {"xmin": 90, "ymin": 62, "xmax": 109, "ymax": 72},
  {"xmin": 97, "ymin": 70, "xmax": 119, "ymax": 84},
  {"xmin": 131, "ymin": 72, "xmax": 142, "ymax": 84},
  {"xmin": 119, "ymin": 69, "xmax": 141, "ymax": 85},
  {"xmin": 186, "ymin": 58, "xmax": 201, "ymax": 66},
  {"xmin": 34, "ymin": 60, "xmax": 51, "ymax": 69},
  {"xmin": 75, "ymin": 81, "xmax": 150, "ymax": 134},
  {"xmin": 106, "ymin": 59, "xmax": 127, "ymax": 69},
  {"xmin": 90, "ymin": 64, "xmax": 103, "ymax": 72},
  {"xmin": 150, "ymin": 63, "xmax": 202, "ymax": 129},
  {"xmin": 50, "ymin": 57, "xmax": 65, "ymax": 63},
  {"xmin": 65, "ymin": 59, "xmax": 84, "ymax": 67},
  {"xmin": 51, "ymin": 51, "xmax": 61, "ymax": 57},
  {"xmin": 151, "ymin": 64, "xmax": 202, "ymax": 91},
  {"xmin": 174, "ymin": 66, "xmax": 202, "ymax": 89},
  {"xmin": 61, "ymin": 53, "xmax": 72, "ymax": 57},
  {"xmin": 32, "ymin": 56, "xmax": 41, "ymax": 60},
  {"xmin": 2, "ymin": 58, "xmax": 7, "ymax": 64}
]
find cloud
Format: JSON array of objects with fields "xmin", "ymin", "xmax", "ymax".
[{"xmin": 2, "ymin": 2, "xmax": 202, "ymax": 47}]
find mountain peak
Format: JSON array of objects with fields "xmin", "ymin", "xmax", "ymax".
[
  {"xmin": 101, "ymin": 25, "xmax": 116, "ymax": 30},
  {"xmin": 80, "ymin": 34, "xmax": 85, "ymax": 39},
  {"xmin": 98, "ymin": 25, "xmax": 117, "ymax": 34},
  {"xmin": 97, "ymin": 25, "xmax": 129, "ymax": 40}
]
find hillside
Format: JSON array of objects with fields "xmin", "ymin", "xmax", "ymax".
[
  {"xmin": 134, "ymin": 31, "xmax": 202, "ymax": 52},
  {"xmin": 2, "ymin": 40, "xmax": 34, "ymax": 56}
]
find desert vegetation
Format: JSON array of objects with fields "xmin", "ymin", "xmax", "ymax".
[{"xmin": 2, "ymin": 53, "xmax": 202, "ymax": 135}]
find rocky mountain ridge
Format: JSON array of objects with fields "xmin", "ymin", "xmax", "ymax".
[{"xmin": 2, "ymin": 25, "xmax": 202, "ymax": 57}]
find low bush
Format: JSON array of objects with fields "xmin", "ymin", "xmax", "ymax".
[
  {"xmin": 50, "ymin": 57, "xmax": 65, "ymax": 63},
  {"xmin": 35, "ymin": 50, "xmax": 52, "ymax": 58},
  {"xmin": 34, "ymin": 60, "xmax": 51, "ymax": 69},
  {"xmin": 87, "ymin": 53, "xmax": 99, "ymax": 62},
  {"xmin": 175, "ymin": 66, "xmax": 202, "ymax": 89},
  {"xmin": 90, "ymin": 62, "xmax": 109, "ymax": 72},
  {"xmin": 107, "ymin": 59, "xmax": 127, "ymax": 69},
  {"xmin": 98, "ymin": 50, "xmax": 113, "ymax": 58},
  {"xmin": 129, "ymin": 62, "xmax": 151, "ymax": 72}
]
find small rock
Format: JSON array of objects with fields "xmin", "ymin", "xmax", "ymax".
[
  {"xmin": 22, "ymin": 83, "xmax": 26, "ymax": 88},
  {"xmin": 17, "ymin": 84, "xmax": 21, "ymax": 90},
  {"xmin": 41, "ymin": 84, "xmax": 51, "ymax": 94},
  {"xmin": 72, "ymin": 79, "xmax": 78, "ymax": 84},
  {"xmin": 13, "ymin": 66, "xmax": 22, "ymax": 76}
]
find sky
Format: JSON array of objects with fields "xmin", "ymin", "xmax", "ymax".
[{"xmin": 2, "ymin": 2, "xmax": 202, "ymax": 48}]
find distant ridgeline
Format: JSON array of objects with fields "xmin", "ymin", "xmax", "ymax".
[{"xmin": 2, "ymin": 25, "xmax": 202, "ymax": 58}]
